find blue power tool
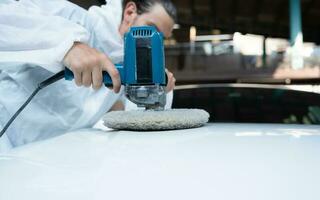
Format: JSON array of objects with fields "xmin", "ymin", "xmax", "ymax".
[{"xmin": 65, "ymin": 26, "xmax": 167, "ymax": 110}]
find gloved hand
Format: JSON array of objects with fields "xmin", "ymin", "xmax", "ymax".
[
  {"xmin": 63, "ymin": 42, "xmax": 121, "ymax": 93},
  {"xmin": 165, "ymin": 68, "xmax": 176, "ymax": 93}
]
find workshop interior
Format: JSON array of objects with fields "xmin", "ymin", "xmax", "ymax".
[{"xmin": 0, "ymin": 1, "xmax": 320, "ymax": 200}]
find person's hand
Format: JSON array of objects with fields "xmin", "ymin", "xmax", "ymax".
[
  {"xmin": 165, "ymin": 68, "xmax": 176, "ymax": 93},
  {"xmin": 63, "ymin": 42, "xmax": 121, "ymax": 93}
]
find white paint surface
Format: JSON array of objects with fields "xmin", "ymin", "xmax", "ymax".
[{"xmin": 0, "ymin": 123, "xmax": 320, "ymax": 200}]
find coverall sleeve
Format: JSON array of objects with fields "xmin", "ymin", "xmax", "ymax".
[
  {"xmin": 0, "ymin": 1, "xmax": 89, "ymax": 73},
  {"xmin": 16, "ymin": 0, "xmax": 125, "ymax": 64},
  {"xmin": 18, "ymin": 0, "xmax": 88, "ymax": 25}
]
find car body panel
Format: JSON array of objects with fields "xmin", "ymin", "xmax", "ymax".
[{"xmin": 0, "ymin": 123, "xmax": 320, "ymax": 200}]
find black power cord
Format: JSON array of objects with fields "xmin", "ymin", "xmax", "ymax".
[{"xmin": 0, "ymin": 71, "xmax": 65, "ymax": 138}]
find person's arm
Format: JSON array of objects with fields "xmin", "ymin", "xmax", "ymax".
[
  {"xmin": 164, "ymin": 69, "xmax": 175, "ymax": 109},
  {"xmin": 0, "ymin": 2, "xmax": 121, "ymax": 92},
  {"xmin": 18, "ymin": 0, "xmax": 126, "ymax": 70},
  {"xmin": 0, "ymin": 2, "xmax": 88, "ymax": 73}
]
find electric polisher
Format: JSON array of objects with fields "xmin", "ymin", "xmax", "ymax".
[
  {"xmin": 0, "ymin": 26, "xmax": 209, "ymax": 136},
  {"xmin": 101, "ymin": 26, "xmax": 209, "ymax": 131}
]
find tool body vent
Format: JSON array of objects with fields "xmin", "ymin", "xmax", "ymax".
[{"xmin": 132, "ymin": 29, "xmax": 153, "ymax": 37}]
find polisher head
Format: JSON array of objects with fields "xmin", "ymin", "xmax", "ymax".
[{"xmin": 103, "ymin": 109, "xmax": 210, "ymax": 131}]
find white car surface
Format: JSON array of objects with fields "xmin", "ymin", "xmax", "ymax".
[{"xmin": 0, "ymin": 123, "xmax": 320, "ymax": 200}]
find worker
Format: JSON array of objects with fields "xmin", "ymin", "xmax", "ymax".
[{"xmin": 0, "ymin": 0, "xmax": 177, "ymax": 152}]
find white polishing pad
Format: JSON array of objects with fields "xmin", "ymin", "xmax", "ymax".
[{"xmin": 103, "ymin": 109, "xmax": 210, "ymax": 131}]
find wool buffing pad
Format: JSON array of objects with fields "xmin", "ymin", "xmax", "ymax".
[{"xmin": 103, "ymin": 109, "xmax": 210, "ymax": 131}]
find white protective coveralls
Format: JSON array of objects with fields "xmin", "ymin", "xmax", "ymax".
[{"xmin": 0, "ymin": 0, "xmax": 173, "ymax": 151}]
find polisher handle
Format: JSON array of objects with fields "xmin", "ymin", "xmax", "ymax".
[{"xmin": 64, "ymin": 64, "xmax": 124, "ymax": 86}]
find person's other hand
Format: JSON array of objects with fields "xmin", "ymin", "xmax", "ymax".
[
  {"xmin": 63, "ymin": 42, "xmax": 121, "ymax": 93},
  {"xmin": 165, "ymin": 68, "xmax": 176, "ymax": 93}
]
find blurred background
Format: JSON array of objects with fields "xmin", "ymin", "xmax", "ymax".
[{"xmin": 71, "ymin": 0, "xmax": 320, "ymax": 124}]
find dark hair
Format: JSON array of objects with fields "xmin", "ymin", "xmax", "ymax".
[{"xmin": 123, "ymin": 0, "xmax": 177, "ymax": 22}]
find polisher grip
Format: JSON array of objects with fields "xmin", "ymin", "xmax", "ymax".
[{"xmin": 64, "ymin": 64, "xmax": 124, "ymax": 86}]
